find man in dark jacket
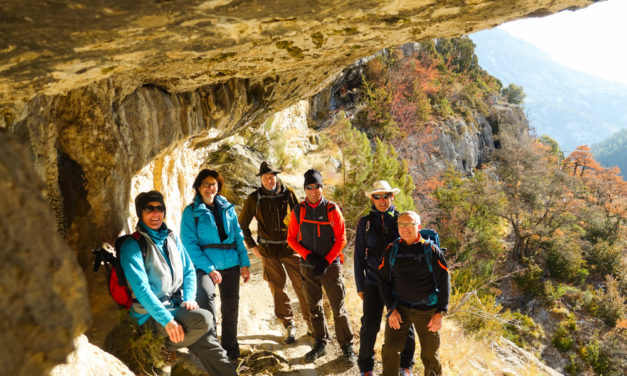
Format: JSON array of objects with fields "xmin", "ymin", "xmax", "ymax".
[
  {"xmin": 354, "ymin": 181, "xmax": 415, "ymax": 376},
  {"xmin": 238, "ymin": 161, "xmax": 310, "ymax": 344},
  {"xmin": 379, "ymin": 211, "xmax": 450, "ymax": 376},
  {"xmin": 287, "ymin": 169, "xmax": 356, "ymax": 366}
]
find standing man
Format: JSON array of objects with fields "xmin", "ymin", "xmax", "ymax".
[
  {"xmin": 354, "ymin": 181, "xmax": 416, "ymax": 376},
  {"xmin": 287, "ymin": 169, "xmax": 356, "ymax": 365},
  {"xmin": 121, "ymin": 191, "xmax": 237, "ymax": 375},
  {"xmin": 379, "ymin": 211, "xmax": 450, "ymax": 376},
  {"xmin": 239, "ymin": 161, "xmax": 311, "ymax": 344}
]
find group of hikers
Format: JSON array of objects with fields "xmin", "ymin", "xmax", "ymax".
[{"xmin": 119, "ymin": 161, "xmax": 450, "ymax": 376}]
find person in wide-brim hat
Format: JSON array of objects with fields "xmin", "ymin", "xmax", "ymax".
[
  {"xmin": 364, "ymin": 180, "xmax": 400, "ymax": 199},
  {"xmin": 256, "ymin": 161, "xmax": 282, "ymax": 176}
]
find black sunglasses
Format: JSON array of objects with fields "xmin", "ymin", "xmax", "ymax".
[
  {"xmin": 305, "ymin": 184, "xmax": 322, "ymax": 190},
  {"xmin": 372, "ymin": 193, "xmax": 391, "ymax": 200},
  {"xmin": 143, "ymin": 204, "xmax": 165, "ymax": 213}
]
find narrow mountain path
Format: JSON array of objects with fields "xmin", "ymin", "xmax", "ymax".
[{"xmin": 227, "ymin": 251, "xmax": 363, "ymax": 375}]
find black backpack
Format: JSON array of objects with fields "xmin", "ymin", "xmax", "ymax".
[
  {"xmin": 93, "ymin": 232, "xmax": 147, "ymax": 310},
  {"xmin": 385, "ymin": 235, "xmax": 442, "ymax": 307}
]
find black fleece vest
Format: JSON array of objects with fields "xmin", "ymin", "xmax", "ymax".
[{"xmin": 295, "ymin": 199, "xmax": 336, "ymax": 258}]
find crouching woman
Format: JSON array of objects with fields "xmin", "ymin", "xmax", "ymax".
[{"xmin": 120, "ymin": 190, "xmax": 236, "ymax": 375}]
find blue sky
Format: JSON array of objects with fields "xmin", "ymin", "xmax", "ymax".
[{"xmin": 499, "ymin": 0, "xmax": 627, "ymax": 84}]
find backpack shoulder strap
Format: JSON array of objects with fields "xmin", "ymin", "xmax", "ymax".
[
  {"xmin": 255, "ymin": 190, "xmax": 261, "ymax": 214},
  {"xmin": 326, "ymin": 201, "xmax": 337, "ymax": 213},
  {"xmin": 297, "ymin": 202, "xmax": 309, "ymax": 240},
  {"xmin": 294, "ymin": 202, "xmax": 306, "ymax": 225},
  {"xmin": 326, "ymin": 201, "xmax": 337, "ymax": 226},
  {"xmin": 422, "ymin": 241, "xmax": 440, "ymax": 290},
  {"xmin": 388, "ymin": 238, "xmax": 401, "ymax": 267},
  {"xmin": 422, "ymin": 240, "xmax": 434, "ymax": 274},
  {"xmin": 115, "ymin": 232, "xmax": 148, "ymax": 260}
]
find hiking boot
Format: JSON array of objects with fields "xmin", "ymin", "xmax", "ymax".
[
  {"xmin": 399, "ymin": 367, "xmax": 414, "ymax": 376},
  {"xmin": 285, "ymin": 322, "xmax": 296, "ymax": 344},
  {"xmin": 360, "ymin": 371, "xmax": 375, "ymax": 376},
  {"xmin": 304, "ymin": 340, "xmax": 326, "ymax": 362},
  {"xmin": 227, "ymin": 351, "xmax": 239, "ymax": 364},
  {"xmin": 341, "ymin": 344, "xmax": 357, "ymax": 366}
]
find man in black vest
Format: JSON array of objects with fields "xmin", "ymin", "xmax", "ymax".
[
  {"xmin": 379, "ymin": 211, "xmax": 450, "ymax": 376},
  {"xmin": 239, "ymin": 161, "xmax": 311, "ymax": 344},
  {"xmin": 354, "ymin": 181, "xmax": 416, "ymax": 376},
  {"xmin": 287, "ymin": 169, "xmax": 356, "ymax": 366}
]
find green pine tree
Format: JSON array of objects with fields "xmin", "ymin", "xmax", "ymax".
[{"xmin": 331, "ymin": 114, "xmax": 415, "ymax": 229}]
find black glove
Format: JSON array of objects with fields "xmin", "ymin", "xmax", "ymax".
[
  {"xmin": 312, "ymin": 257, "xmax": 330, "ymax": 276},
  {"xmin": 303, "ymin": 253, "xmax": 322, "ymax": 268}
]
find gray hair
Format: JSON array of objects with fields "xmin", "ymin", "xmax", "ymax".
[{"xmin": 398, "ymin": 211, "xmax": 421, "ymax": 226}]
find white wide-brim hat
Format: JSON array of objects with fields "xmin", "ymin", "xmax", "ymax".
[{"xmin": 365, "ymin": 180, "xmax": 400, "ymax": 199}]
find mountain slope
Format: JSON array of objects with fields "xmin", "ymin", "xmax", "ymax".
[
  {"xmin": 470, "ymin": 28, "xmax": 627, "ymax": 152},
  {"xmin": 592, "ymin": 128, "xmax": 627, "ymax": 175}
]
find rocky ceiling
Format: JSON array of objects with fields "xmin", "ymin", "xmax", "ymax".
[
  {"xmin": 0, "ymin": 1, "xmax": 597, "ymax": 375},
  {"xmin": 1, "ymin": 0, "xmax": 594, "ymax": 115}
]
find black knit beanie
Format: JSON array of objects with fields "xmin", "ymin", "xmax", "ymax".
[
  {"xmin": 303, "ymin": 169, "xmax": 323, "ymax": 187},
  {"xmin": 135, "ymin": 190, "xmax": 166, "ymax": 217}
]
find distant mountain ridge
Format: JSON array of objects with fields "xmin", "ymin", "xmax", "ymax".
[
  {"xmin": 591, "ymin": 128, "xmax": 627, "ymax": 176},
  {"xmin": 470, "ymin": 28, "xmax": 627, "ymax": 153}
]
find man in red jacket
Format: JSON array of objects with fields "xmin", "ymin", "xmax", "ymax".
[{"xmin": 287, "ymin": 169, "xmax": 356, "ymax": 366}]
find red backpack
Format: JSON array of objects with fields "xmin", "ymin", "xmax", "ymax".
[{"xmin": 93, "ymin": 232, "xmax": 147, "ymax": 310}]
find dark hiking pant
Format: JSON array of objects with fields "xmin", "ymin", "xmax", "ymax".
[
  {"xmin": 381, "ymin": 307, "xmax": 441, "ymax": 376},
  {"xmin": 196, "ymin": 265, "xmax": 241, "ymax": 359},
  {"xmin": 358, "ymin": 282, "xmax": 415, "ymax": 372},
  {"xmin": 262, "ymin": 253, "xmax": 311, "ymax": 330},
  {"xmin": 146, "ymin": 307, "xmax": 237, "ymax": 376},
  {"xmin": 300, "ymin": 262, "xmax": 353, "ymax": 346}
]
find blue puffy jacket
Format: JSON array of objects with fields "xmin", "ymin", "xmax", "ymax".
[{"xmin": 180, "ymin": 194, "xmax": 250, "ymax": 273}]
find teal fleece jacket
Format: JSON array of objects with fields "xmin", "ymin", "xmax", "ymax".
[
  {"xmin": 180, "ymin": 194, "xmax": 250, "ymax": 273},
  {"xmin": 120, "ymin": 222, "xmax": 196, "ymax": 327}
]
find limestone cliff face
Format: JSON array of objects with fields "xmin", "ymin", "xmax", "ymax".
[
  {"xmin": 0, "ymin": 1, "xmax": 596, "ymax": 375},
  {"xmin": 415, "ymin": 101, "xmax": 529, "ymax": 178},
  {"xmin": 306, "ymin": 45, "xmax": 528, "ymax": 184}
]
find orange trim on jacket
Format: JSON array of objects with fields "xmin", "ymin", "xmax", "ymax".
[{"xmin": 286, "ymin": 198, "xmax": 346, "ymax": 264}]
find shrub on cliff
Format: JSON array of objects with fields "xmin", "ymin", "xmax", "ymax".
[{"xmin": 501, "ymin": 83, "xmax": 526, "ymax": 104}]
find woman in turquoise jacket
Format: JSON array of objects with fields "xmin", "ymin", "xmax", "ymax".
[
  {"xmin": 121, "ymin": 190, "xmax": 236, "ymax": 375},
  {"xmin": 181, "ymin": 169, "xmax": 251, "ymax": 361}
]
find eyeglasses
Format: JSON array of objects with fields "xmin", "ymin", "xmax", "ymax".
[
  {"xmin": 201, "ymin": 181, "xmax": 218, "ymax": 189},
  {"xmin": 305, "ymin": 184, "xmax": 322, "ymax": 190},
  {"xmin": 398, "ymin": 222, "xmax": 418, "ymax": 227},
  {"xmin": 372, "ymin": 193, "xmax": 391, "ymax": 200},
  {"xmin": 143, "ymin": 205, "xmax": 165, "ymax": 213}
]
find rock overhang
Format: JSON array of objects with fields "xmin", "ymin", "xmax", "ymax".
[{"xmin": 0, "ymin": 0, "xmax": 595, "ymax": 116}]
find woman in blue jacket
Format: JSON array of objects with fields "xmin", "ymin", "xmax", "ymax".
[
  {"xmin": 181, "ymin": 169, "xmax": 251, "ymax": 361},
  {"xmin": 121, "ymin": 190, "xmax": 236, "ymax": 375}
]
